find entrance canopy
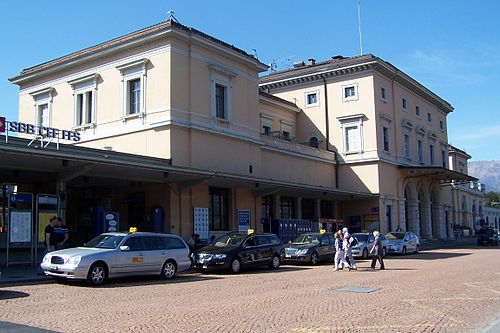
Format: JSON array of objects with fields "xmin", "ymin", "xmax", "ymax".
[
  {"xmin": 399, "ymin": 166, "xmax": 477, "ymax": 183},
  {"xmin": 0, "ymin": 137, "xmax": 375, "ymax": 200}
]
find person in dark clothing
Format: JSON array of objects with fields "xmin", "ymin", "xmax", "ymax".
[
  {"xmin": 52, "ymin": 217, "xmax": 69, "ymax": 250},
  {"xmin": 370, "ymin": 230, "xmax": 385, "ymax": 270}
]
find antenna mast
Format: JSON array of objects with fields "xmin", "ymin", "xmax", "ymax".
[{"xmin": 357, "ymin": 0, "xmax": 363, "ymax": 55}]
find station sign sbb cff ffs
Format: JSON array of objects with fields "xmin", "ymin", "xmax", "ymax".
[{"xmin": 7, "ymin": 120, "xmax": 81, "ymax": 142}]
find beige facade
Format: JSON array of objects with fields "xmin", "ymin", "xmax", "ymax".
[
  {"xmin": 260, "ymin": 56, "xmax": 477, "ymax": 238},
  {"xmin": 9, "ymin": 20, "xmax": 479, "ymax": 242}
]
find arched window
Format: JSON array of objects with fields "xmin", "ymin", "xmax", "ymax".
[{"xmin": 309, "ymin": 137, "xmax": 319, "ymax": 148}]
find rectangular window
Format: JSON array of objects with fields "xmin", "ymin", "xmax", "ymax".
[
  {"xmin": 342, "ymin": 83, "xmax": 358, "ymax": 102},
  {"xmin": 427, "ymin": 112, "xmax": 432, "ymax": 122},
  {"xmin": 215, "ymin": 84, "xmax": 226, "ymax": 119},
  {"xmin": 305, "ymin": 91, "xmax": 319, "ymax": 107},
  {"xmin": 440, "ymin": 120, "xmax": 444, "ymax": 130},
  {"xmin": 262, "ymin": 125, "xmax": 271, "ymax": 136},
  {"xmin": 345, "ymin": 86, "xmax": 356, "ymax": 98},
  {"xmin": 280, "ymin": 197, "xmax": 295, "ymax": 219},
  {"xmin": 417, "ymin": 139, "xmax": 423, "ymax": 162},
  {"xmin": 416, "ymin": 105, "xmax": 420, "ymax": 117},
  {"xmin": 441, "ymin": 150, "xmax": 446, "ymax": 168},
  {"xmin": 383, "ymin": 126, "xmax": 390, "ymax": 152},
  {"xmin": 128, "ymin": 78, "xmax": 141, "ymax": 115},
  {"xmin": 381, "ymin": 87, "xmax": 387, "ymax": 101},
  {"xmin": 282, "ymin": 131, "xmax": 291, "ymax": 141},
  {"xmin": 345, "ymin": 126, "xmax": 360, "ymax": 152},
  {"xmin": 261, "ymin": 195, "xmax": 273, "ymax": 220},
  {"xmin": 429, "ymin": 144, "xmax": 435, "ymax": 165},
  {"xmin": 402, "ymin": 98, "xmax": 407, "ymax": 111},
  {"xmin": 209, "ymin": 187, "xmax": 228, "ymax": 230},
  {"xmin": 404, "ymin": 134, "xmax": 411, "ymax": 158},
  {"xmin": 320, "ymin": 200, "xmax": 334, "ymax": 219},
  {"xmin": 38, "ymin": 104, "xmax": 49, "ymax": 127},
  {"xmin": 76, "ymin": 91, "xmax": 93, "ymax": 126}
]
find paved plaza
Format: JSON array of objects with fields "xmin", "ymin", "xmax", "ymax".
[{"xmin": 0, "ymin": 246, "xmax": 499, "ymax": 333}]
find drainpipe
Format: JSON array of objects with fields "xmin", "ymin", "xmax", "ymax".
[{"xmin": 323, "ymin": 75, "xmax": 339, "ymax": 188}]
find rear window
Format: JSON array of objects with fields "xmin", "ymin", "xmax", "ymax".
[{"xmin": 160, "ymin": 237, "xmax": 187, "ymax": 249}]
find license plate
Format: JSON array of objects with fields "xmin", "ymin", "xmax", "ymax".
[
  {"xmin": 202, "ymin": 265, "xmax": 208, "ymax": 269},
  {"xmin": 285, "ymin": 254, "xmax": 291, "ymax": 258}
]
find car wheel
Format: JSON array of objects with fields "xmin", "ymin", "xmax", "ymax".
[
  {"xmin": 230, "ymin": 258, "xmax": 241, "ymax": 274},
  {"xmin": 402, "ymin": 246, "xmax": 407, "ymax": 255},
  {"xmin": 415, "ymin": 245, "xmax": 420, "ymax": 254},
  {"xmin": 270, "ymin": 255, "xmax": 280, "ymax": 270},
  {"xmin": 87, "ymin": 263, "xmax": 107, "ymax": 286},
  {"xmin": 161, "ymin": 260, "xmax": 177, "ymax": 280},
  {"xmin": 310, "ymin": 252, "xmax": 319, "ymax": 265},
  {"xmin": 362, "ymin": 248, "xmax": 368, "ymax": 259}
]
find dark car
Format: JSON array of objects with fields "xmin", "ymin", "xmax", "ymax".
[
  {"xmin": 192, "ymin": 232, "xmax": 283, "ymax": 273},
  {"xmin": 284, "ymin": 232, "xmax": 335, "ymax": 265},
  {"xmin": 477, "ymin": 228, "xmax": 499, "ymax": 246}
]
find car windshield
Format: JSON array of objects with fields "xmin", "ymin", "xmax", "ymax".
[
  {"xmin": 83, "ymin": 234, "xmax": 125, "ymax": 249},
  {"xmin": 353, "ymin": 234, "xmax": 368, "ymax": 242},
  {"xmin": 292, "ymin": 234, "xmax": 320, "ymax": 244},
  {"xmin": 386, "ymin": 233, "xmax": 405, "ymax": 240},
  {"xmin": 213, "ymin": 234, "xmax": 246, "ymax": 247}
]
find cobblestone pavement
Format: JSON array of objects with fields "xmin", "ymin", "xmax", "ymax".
[{"xmin": 0, "ymin": 247, "xmax": 499, "ymax": 333}]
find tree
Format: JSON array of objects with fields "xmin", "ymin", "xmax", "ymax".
[{"xmin": 484, "ymin": 191, "xmax": 500, "ymax": 207}]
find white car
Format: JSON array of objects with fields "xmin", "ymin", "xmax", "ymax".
[
  {"xmin": 41, "ymin": 232, "xmax": 191, "ymax": 285},
  {"xmin": 386, "ymin": 232, "xmax": 420, "ymax": 255}
]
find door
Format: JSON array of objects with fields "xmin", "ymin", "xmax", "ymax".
[
  {"xmin": 117, "ymin": 236, "xmax": 145, "ymax": 274},
  {"xmin": 241, "ymin": 236, "xmax": 259, "ymax": 266},
  {"xmin": 142, "ymin": 236, "xmax": 163, "ymax": 273},
  {"xmin": 256, "ymin": 236, "xmax": 272, "ymax": 263},
  {"xmin": 319, "ymin": 234, "xmax": 335, "ymax": 260}
]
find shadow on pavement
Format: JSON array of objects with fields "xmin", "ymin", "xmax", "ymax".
[
  {"xmin": 0, "ymin": 321, "xmax": 61, "ymax": 333},
  {"xmin": 56, "ymin": 273, "xmax": 225, "ymax": 288},
  {"xmin": 390, "ymin": 251, "xmax": 471, "ymax": 260},
  {"xmin": 0, "ymin": 290, "xmax": 30, "ymax": 300}
]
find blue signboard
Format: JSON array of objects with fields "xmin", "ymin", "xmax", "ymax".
[{"xmin": 238, "ymin": 209, "xmax": 251, "ymax": 233}]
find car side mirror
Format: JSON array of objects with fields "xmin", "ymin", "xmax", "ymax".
[{"xmin": 120, "ymin": 246, "xmax": 130, "ymax": 251}]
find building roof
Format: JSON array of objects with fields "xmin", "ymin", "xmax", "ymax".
[
  {"xmin": 259, "ymin": 91, "xmax": 301, "ymax": 112},
  {"xmin": 9, "ymin": 19, "xmax": 267, "ymax": 84},
  {"xmin": 259, "ymin": 54, "xmax": 454, "ymax": 114},
  {"xmin": 448, "ymin": 145, "xmax": 472, "ymax": 159}
]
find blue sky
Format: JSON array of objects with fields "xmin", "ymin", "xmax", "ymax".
[{"xmin": 1, "ymin": 0, "xmax": 499, "ymax": 161}]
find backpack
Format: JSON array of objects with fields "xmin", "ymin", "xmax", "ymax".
[{"xmin": 350, "ymin": 236, "xmax": 358, "ymax": 247}]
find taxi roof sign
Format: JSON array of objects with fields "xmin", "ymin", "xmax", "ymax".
[
  {"xmin": 247, "ymin": 229, "xmax": 254, "ymax": 235},
  {"xmin": 129, "ymin": 227, "xmax": 137, "ymax": 233}
]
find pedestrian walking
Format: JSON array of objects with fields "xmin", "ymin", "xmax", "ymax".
[
  {"xmin": 370, "ymin": 230, "xmax": 385, "ymax": 270},
  {"xmin": 342, "ymin": 228, "xmax": 357, "ymax": 270},
  {"xmin": 334, "ymin": 230, "xmax": 351, "ymax": 271}
]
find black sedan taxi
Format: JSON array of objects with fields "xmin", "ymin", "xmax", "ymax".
[
  {"xmin": 192, "ymin": 232, "xmax": 284, "ymax": 273},
  {"xmin": 283, "ymin": 232, "xmax": 335, "ymax": 265}
]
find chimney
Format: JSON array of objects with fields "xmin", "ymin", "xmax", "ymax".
[
  {"xmin": 307, "ymin": 58, "xmax": 316, "ymax": 66},
  {"xmin": 293, "ymin": 61, "xmax": 305, "ymax": 68}
]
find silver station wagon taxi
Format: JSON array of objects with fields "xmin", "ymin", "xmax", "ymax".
[{"xmin": 41, "ymin": 231, "xmax": 191, "ymax": 285}]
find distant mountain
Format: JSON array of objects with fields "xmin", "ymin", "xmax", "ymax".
[{"xmin": 468, "ymin": 161, "xmax": 500, "ymax": 192}]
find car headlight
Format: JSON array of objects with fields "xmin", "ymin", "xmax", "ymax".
[
  {"xmin": 42, "ymin": 254, "xmax": 51, "ymax": 263},
  {"xmin": 296, "ymin": 249, "xmax": 309, "ymax": 255},
  {"xmin": 67, "ymin": 256, "xmax": 81, "ymax": 266},
  {"xmin": 213, "ymin": 254, "xmax": 227, "ymax": 260}
]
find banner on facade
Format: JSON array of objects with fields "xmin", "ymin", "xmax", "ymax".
[
  {"xmin": 193, "ymin": 207, "xmax": 209, "ymax": 240},
  {"xmin": 238, "ymin": 209, "xmax": 251, "ymax": 233}
]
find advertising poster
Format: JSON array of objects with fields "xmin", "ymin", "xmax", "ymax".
[
  {"xmin": 9, "ymin": 211, "xmax": 32, "ymax": 243},
  {"xmin": 193, "ymin": 207, "xmax": 209, "ymax": 240},
  {"xmin": 104, "ymin": 212, "xmax": 119, "ymax": 232},
  {"xmin": 38, "ymin": 212, "xmax": 57, "ymax": 243},
  {"xmin": 238, "ymin": 209, "xmax": 251, "ymax": 233}
]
